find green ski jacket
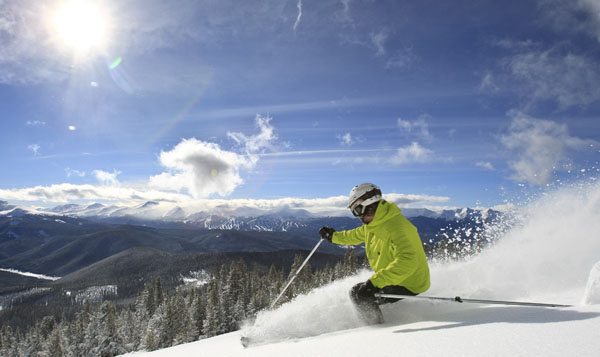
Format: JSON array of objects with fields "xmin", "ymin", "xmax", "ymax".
[{"xmin": 332, "ymin": 199, "xmax": 431, "ymax": 293}]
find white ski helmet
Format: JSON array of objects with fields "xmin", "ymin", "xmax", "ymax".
[{"xmin": 347, "ymin": 183, "xmax": 382, "ymax": 216}]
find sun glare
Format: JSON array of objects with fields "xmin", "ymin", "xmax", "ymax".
[{"xmin": 53, "ymin": 0, "xmax": 107, "ymax": 53}]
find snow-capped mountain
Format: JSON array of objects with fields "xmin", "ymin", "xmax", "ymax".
[
  {"xmin": 0, "ymin": 200, "xmax": 503, "ymax": 243},
  {"xmin": 39, "ymin": 201, "xmax": 502, "ymax": 229}
]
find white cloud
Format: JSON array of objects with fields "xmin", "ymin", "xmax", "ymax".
[
  {"xmin": 0, "ymin": 1, "xmax": 72, "ymax": 85},
  {"xmin": 335, "ymin": 0, "xmax": 354, "ymax": 24},
  {"xmin": 370, "ymin": 30, "xmax": 388, "ymax": 57},
  {"xmin": 68, "ymin": 125, "xmax": 77, "ymax": 131},
  {"xmin": 505, "ymin": 48, "xmax": 600, "ymax": 109},
  {"xmin": 26, "ymin": 120, "xmax": 46, "ymax": 126},
  {"xmin": 28, "ymin": 144, "xmax": 40, "ymax": 156},
  {"xmin": 385, "ymin": 47, "xmax": 417, "ymax": 69},
  {"xmin": 293, "ymin": 0, "xmax": 302, "ymax": 32},
  {"xmin": 479, "ymin": 72, "xmax": 499, "ymax": 92},
  {"xmin": 476, "ymin": 161, "xmax": 495, "ymax": 170},
  {"xmin": 149, "ymin": 139, "xmax": 253, "ymax": 198},
  {"xmin": 93, "ymin": 170, "xmax": 121, "ymax": 185},
  {"xmin": 65, "ymin": 168, "xmax": 86, "ymax": 178},
  {"xmin": 227, "ymin": 114, "xmax": 277, "ymax": 154},
  {"xmin": 397, "ymin": 115, "xmax": 433, "ymax": 141},
  {"xmin": 149, "ymin": 116, "xmax": 275, "ymax": 198},
  {"xmin": 0, "ymin": 186, "xmax": 450, "ymax": 216},
  {"xmin": 0, "ymin": 183, "xmax": 189, "ymax": 204},
  {"xmin": 337, "ymin": 133, "xmax": 354, "ymax": 146},
  {"xmin": 500, "ymin": 111, "xmax": 596, "ymax": 185},
  {"xmin": 389, "ymin": 142, "xmax": 433, "ymax": 165},
  {"xmin": 538, "ymin": 0, "xmax": 600, "ymax": 43}
]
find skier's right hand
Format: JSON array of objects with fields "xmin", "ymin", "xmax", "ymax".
[{"xmin": 319, "ymin": 226, "xmax": 335, "ymax": 242}]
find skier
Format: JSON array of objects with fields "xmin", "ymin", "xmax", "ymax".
[{"xmin": 319, "ymin": 183, "xmax": 431, "ymax": 324}]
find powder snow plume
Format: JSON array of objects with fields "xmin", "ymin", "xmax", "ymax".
[
  {"xmin": 430, "ymin": 179, "xmax": 600, "ymax": 304},
  {"xmin": 241, "ymin": 179, "xmax": 600, "ymax": 344}
]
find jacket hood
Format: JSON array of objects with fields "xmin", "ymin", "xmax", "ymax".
[{"xmin": 368, "ymin": 199, "xmax": 401, "ymax": 227}]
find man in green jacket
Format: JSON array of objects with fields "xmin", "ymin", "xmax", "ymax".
[{"xmin": 319, "ymin": 183, "xmax": 430, "ymax": 324}]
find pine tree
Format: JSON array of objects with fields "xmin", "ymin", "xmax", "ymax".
[
  {"xmin": 266, "ymin": 264, "xmax": 283, "ymax": 303},
  {"xmin": 170, "ymin": 292, "xmax": 191, "ymax": 345},
  {"xmin": 45, "ymin": 325, "xmax": 64, "ymax": 357},
  {"xmin": 288, "ymin": 253, "xmax": 313, "ymax": 298},
  {"xmin": 143, "ymin": 302, "xmax": 168, "ymax": 351},
  {"xmin": 203, "ymin": 274, "xmax": 220, "ymax": 337},
  {"xmin": 0, "ymin": 326, "xmax": 18, "ymax": 357},
  {"xmin": 66, "ymin": 301, "xmax": 92, "ymax": 357},
  {"xmin": 133, "ymin": 289, "xmax": 151, "ymax": 348},
  {"xmin": 117, "ymin": 308, "xmax": 138, "ymax": 352},
  {"xmin": 144, "ymin": 281, "xmax": 156, "ymax": 316},
  {"xmin": 92, "ymin": 301, "xmax": 126, "ymax": 357},
  {"xmin": 191, "ymin": 291, "xmax": 206, "ymax": 338},
  {"xmin": 343, "ymin": 247, "xmax": 359, "ymax": 276},
  {"xmin": 155, "ymin": 277, "xmax": 164, "ymax": 307},
  {"xmin": 224, "ymin": 260, "xmax": 246, "ymax": 331}
]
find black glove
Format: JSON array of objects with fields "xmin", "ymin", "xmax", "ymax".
[
  {"xmin": 318, "ymin": 226, "xmax": 335, "ymax": 242},
  {"xmin": 356, "ymin": 279, "xmax": 380, "ymax": 299}
]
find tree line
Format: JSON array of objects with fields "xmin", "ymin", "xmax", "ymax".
[{"xmin": 0, "ymin": 248, "xmax": 362, "ymax": 356}]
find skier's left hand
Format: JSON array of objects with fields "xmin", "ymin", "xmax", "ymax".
[{"xmin": 357, "ymin": 279, "xmax": 380, "ymax": 299}]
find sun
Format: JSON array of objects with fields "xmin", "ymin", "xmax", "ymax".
[{"xmin": 53, "ymin": 0, "xmax": 107, "ymax": 53}]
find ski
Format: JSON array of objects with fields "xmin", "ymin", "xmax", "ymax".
[{"xmin": 374, "ymin": 293, "xmax": 572, "ymax": 308}]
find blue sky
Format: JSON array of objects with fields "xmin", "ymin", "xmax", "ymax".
[{"xmin": 1, "ymin": 0, "xmax": 599, "ymax": 212}]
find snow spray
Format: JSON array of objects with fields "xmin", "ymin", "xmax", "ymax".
[
  {"xmin": 429, "ymin": 179, "xmax": 600, "ymax": 304},
  {"xmin": 582, "ymin": 261, "xmax": 600, "ymax": 305}
]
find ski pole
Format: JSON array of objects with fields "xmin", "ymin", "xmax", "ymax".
[
  {"xmin": 374, "ymin": 293, "xmax": 572, "ymax": 308},
  {"xmin": 270, "ymin": 238, "xmax": 324, "ymax": 309}
]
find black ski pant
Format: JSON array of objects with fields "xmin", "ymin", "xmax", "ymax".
[{"xmin": 349, "ymin": 283, "xmax": 416, "ymax": 324}]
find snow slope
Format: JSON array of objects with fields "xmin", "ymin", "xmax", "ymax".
[{"xmin": 124, "ymin": 181, "xmax": 600, "ymax": 356}]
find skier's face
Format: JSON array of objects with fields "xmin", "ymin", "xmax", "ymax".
[{"xmin": 360, "ymin": 213, "xmax": 375, "ymax": 225}]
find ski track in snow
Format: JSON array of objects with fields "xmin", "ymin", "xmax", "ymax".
[{"xmin": 123, "ymin": 181, "xmax": 600, "ymax": 356}]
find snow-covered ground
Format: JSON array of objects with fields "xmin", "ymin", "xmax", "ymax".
[
  {"xmin": 0, "ymin": 268, "xmax": 60, "ymax": 281},
  {"xmin": 124, "ymin": 181, "xmax": 600, "ymax": 356}
]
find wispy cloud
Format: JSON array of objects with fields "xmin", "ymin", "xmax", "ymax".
[
  {"xmin": 65, "ymin": 168, "xmax": 86, "ymax": 178},
  {"xmin": 335, "ymin": 0, "xmax": 354, "ymax": 24},
  {"xmin": 485, "ymin": 36, "xmax": 600, "ymax": 110},
  {"xmin": 26, "ymin": 120, "xmax": 46, "ymax": 127},
  {"xmin": 227, "ymin": 115, "xmax": 277, "ymax": 154},
  {"xmin": 500, "ymin": 111, "xmax": 597, "ymax": 185},
  {"xmin": 370, "ymin": 30, "xmax": 388, "ymax": 57},
  {"xmin": 389, "ymin": 142, "xmax": 433, "ymax": 165},
  {"xmin": 0, "ymin": 183, "xmax": 190, "ymax": 204},
  {"xmin": 93, "ymin": 170, "xmax": 121, "ymax": 185},
  {"xmin": 385, "ymin": 46, "xmax": 417, "ymax": 69},
  {"xmin": 538, "ymin": 0, "xmax": 600, "ymax": 43},
  {"xmin": 476, "ymin": 161, "xmax": 495, "ymax": 170},
  {"xmin": 398, "ymin": 115, "xmax": 433, "ymax": 141},
  {"xmin": 337, "ymin": 133, "xmax": 354, "ymax": 146},
  {"xmin": 28, "ymin": 144, "xmax": 40, "ymax": 156},
  {"xmin": 506, "ymin": 48, "xmax": 600, "ymax": 109},
  {"xmin": 479, "ymin": 72, "xmax": 499, "ymax": 92},
  {"xmin": 293, "ymin": 0, "xmax": 302, "ymax": 32},
  {"xmin": 0, "ymin": 1, "xmax": 70, "ymax": 85}
]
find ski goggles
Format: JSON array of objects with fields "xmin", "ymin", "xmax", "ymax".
[{"xmin": 349, "ymin": 195, "xmax": 381, "ymax": 217}]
